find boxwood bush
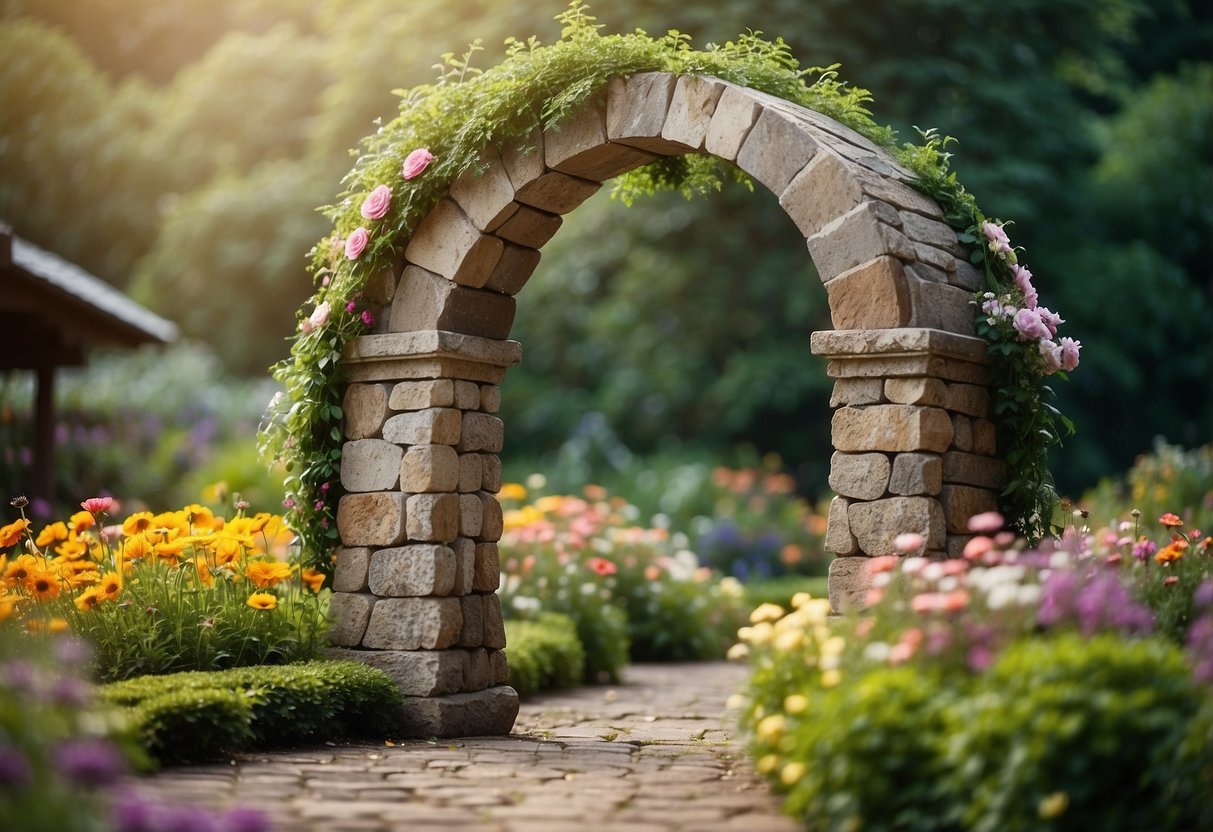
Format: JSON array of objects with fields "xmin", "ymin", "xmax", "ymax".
[{"xmin": 504, "ymin": 613, "xmax": 586, "ymax": 697}]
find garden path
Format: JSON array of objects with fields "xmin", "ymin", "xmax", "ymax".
[{"xmin": 125, "ymin": 661, "xmax": 799, "ymax": 831}]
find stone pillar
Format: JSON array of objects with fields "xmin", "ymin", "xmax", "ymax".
[
  {"xmin": 810, "ymin": 328, "xmax": 1004, "ymax": 613},
  {"xmin": 328, "ymin": 331, "xmax": 520, "ymax": 737}
]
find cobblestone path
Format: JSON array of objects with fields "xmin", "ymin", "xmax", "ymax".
[{"xmin": 125, "ymin": 661, "xmax": 800, "ymax": 831}]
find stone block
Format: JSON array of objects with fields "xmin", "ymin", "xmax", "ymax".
[
  {"xmin": 388, "ymin": 264, "xmax": 516, "ymax": 339},
  {"xmin": 383, "ymin": 408, "xmax": 462, "ymax": 446},
  {"xmin": 395, "ymin": 685, "xmax": 519, "ymax": 738},
  {"xmin": 825, "ymin": 255, "xmax": 912, "ymax": 329},
  {"xmin": 452, "ymin": 538, "xmax": 476, "ymax": 595},
  {"xmin": 458, "ymin": 594, "xmax": 484, "ymax": 647},
  {"xmin": 459, "ymin": 493, "xmax": 484, "ymax": 538},
  {"xmin": 458, "ymin": 412, "xmax": 504, "ymax": 453},
  {"xmin": 458, "ymin": 454, "xmax": 483, "ymax": 493},
  {"xmin": 406, "ymin": 493, "xmax": 461, "ymax": 543},
  {"xmin": 452, "ymin": 380, "xmax": 479, "ymax": 409},
  {"xmin": 404, "ymin": 199, "xmax": 504, "ymax": 288},
  {"xmin": 332, "ymin": 547, "xmax": 371, "ymax": 593},
  {"xmin": 479, "ymin": 385, "xmax": 502, "ymax": 413},
  {"xmin": 704, "ymin": 84, "xmax": 761, "ymax": 161},
  {"xmin": 889, "ymin": 453, "xmax": 943, "ymax": 496},
  {"xmin": 448, "ymin": 146, "xmax": 517, "ymax": 232},
  {"xmin": 828, "ymin": 451, "xmax": 891, "ymax": 501},
  {"xmin": 363, "ymin": 597, "xmax": 463, "ymax": 650},
  {"xmin": 324, "ymin": 647, "xmax": 465, "ymax": 697},
  {"xmin": 490, "ymin": 649, "xmax": 509, "ymax": 685},
  {"xmin": 824, "ymin": 495, "xmax": 858, "ymax": 555},
  {"xmin": 907, "ymin": 276, "xmax": 976, "ymax": 335},
  {"xmin": 884, "ymin": 378, "xmax": 948, "ymax": 407},
  {"xmin": 362, "ymin": 260, "xmax": 401, "ymax": 306},
  {"xmin": 342, "ymin": 383, "xmax": 391, "ymax": 440},
  {"xmin": 400, "ymin": 444, "xmax": 461, "ymax": 494},
  {"xmin": 950, "ymin": 258, "xmax": 985, "ymax": 292},
  {"xmin": 514, "ymin": 171, "xmax": 600, "ymax": 215},
  {"xmin": 479, "ymin": 493, "xmax": 504, "ymax": 542},
  {"xmin": 473, "ymin": 542, "xmax": 501, "ymax": 592},
  {"xmin": 973, "ymin": 419, "xmax": 998, "ymax": 456},
  {"xmin": 336, "ymin": 492, "xmax": 407, "ymax": 548},
  {"xmin": 945, "ymin": 383, "xmax": 990, "ymax": 418},
  {"xmin": 829, "ymin": 378, "xmax": 885, "ymax": 407},
  {"xmin": 606, "ymin": 72, "xmax": 688, "ymax": 154},
  {"xmin": 484, "ymin": 243, "xmax": 541, "ymax": 296},
  {"xmin": 502, "ymin": 130, "xmax": 545, "ymax": 190},
  {"xmin": 328, "ymin": 592, "xmax": 376, "ymax": 647},
  {"xmin": 946, "ymin": 534, "xmax": 974, "ymax": 559},
  {"xmin": 952, "ymin": 414, "xmax": 973, "ymax": 452},
  {"xmin": 943, "ymin": 452, "xmax": 1007, "ymax": 490},
  {"xmin": 832, "ymin": 405, "xmax": 954, "ymax": 453},
  {"xmin": 368, "ymin": 544, "xmax": 457, "ymax": 597},
  {"xmin": 736, "ymin": 107, "xmax": 819, "ymax": 194},
  {"xmin": 827, "ymin": 556, "xmax": 871, "ymax": 613},
  {"xmin": 465, "ymin": 648, "xmax": 491, "ymax": 691},
  {"xmin": 779, "ymin": 150, "xmax": 863, "ymax": 239},
  {"xmin": 479, "ymin": 454, "xmax": 502, "ymax": 493},
  {"xmin": 808, "ymin": 202, "xmax": 915, "ymax": 283},
  {"xmin": 495, "ymin": 205, "xmax": 562, "ymax": 248},
  {"xmin": 546, "ymin": 101, "xmax": 656, "ymax": 179},
  {"xmin": 941, "ymin": 485, "xmax": 1000, "ymax": 534},
  {"xmin": 899, "ymin": 211, "xmax": 962, "ymax": 254},
  {"xmin": 482, "ymin": 593, "xmax": 507, "ymax": 650},
  {"xmin": 848, "ymin": 496, "xmax": 945, "ymax": 554},
  {"xmin": 340, "ymin": 439, "xmax": 403, "ymax": 492},
  {"xmin": 389, "ymin": 379, "xmax": 455, "ymax": 410},
  {"xmin": 660, "ymin": 74, "xmax": 725, "ymax": 150}
]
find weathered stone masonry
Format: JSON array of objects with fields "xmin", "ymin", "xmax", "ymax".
[{"xmin": 331, "ymin": 71, "xmax": 1005, "ymax": 735}]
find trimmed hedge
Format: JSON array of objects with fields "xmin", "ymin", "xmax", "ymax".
[
  {"xmin": 100, "ymin": 660, "xmax": 402, "ymax": 764},
  {"xmin": 504, "ymin": 613, "xmax": 586, "ymax": 697}
]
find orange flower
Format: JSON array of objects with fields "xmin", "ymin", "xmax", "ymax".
[
  {"xmin": 63, "ymin": 569, "xmax": 100, "ymax": 589},
  {"xmin": 211, "ymin": 534, "xmax": 246, "ymax": 565},
  {"xmin": 122, "ymin": 534, "xmax": 152, "ymax": 561},
  {"xmin": 1155, "ymin": 538, "xmax": 1188, "ymax": 564},
  {"xmin": 54, "ymin": 534, "xmax": 89, "ymax": 561},
  {"xmin": 0, "ymin": 517, "xmax": 30, "ymax": 548},
  {"xmin": 301, "ymin": 568, "xmax": 326, "ymax": 593},
  {"xmin": 154, "ymin": 537, "xmax": 188, "ymax": 561},
  {"xmin": 1159, "ymin": 513, "xmax": 1184, "ymax": 527},
  {"xmin": 246, "ymin": 560, "xmax": 293, "ymax": 589},
  {"xmin": 0, "ymin": 595, "xmax": 18, "ymax": 622},
  {"xmin": 4, "ymin": 554, "xmax": 40, "ymax": 587},
  {"xmin": 246, "ymin": 592, "xmax": 277, "ymax": 610},
  {"xmin": 69, "ymin": 510, "xmax": 95, "ymax": 532},
  {"xmin": 47, "ymin": 617, "xmax": 69, "ymax": 633},
  {"xmin": 28, "ymin": 569, "xmax": 62, "ymax": 601},
  {"xmin": 190, "ymin": 556, "xmax": 214, "ymax": 587},
  {"xmin": 35, "ymin": 521, "xmax": 68, "ymax": 548}
]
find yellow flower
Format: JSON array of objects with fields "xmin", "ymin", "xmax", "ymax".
[
  {"xmin": 246, "ymin": 592, "xmax": 277, "ymax": 610},
  {"xmin": 182, "ymin": 504, "xmax": 220, "ymax": 531},
  {"xmin": 75, "ymin": 586, "xmax": 106, "ymax": 612},
  {"xmin": 190, "ymin": 556, "xmax": 214, "ymax": 587},
  {"xmin": 122, "ymin": 534, "xmax": 152, "ymax": 561},
  {"xmin": 749, "ymin": 603, "xmax": 786, "ymax": 624},
  {"xmin": 246, "ymin": 560, "xmax": 293, "ymax": 589},
  {"xmin": 4, "ymin": 554, "xmax": 40, "ymax": 587},
  {"xmin": 54, "ymin": 534, "xmax": 89, "ymax": 561},
  {"xmin": 1038, "ymin": 792, "xmax": 1069, "ymax": 819},
  {"xmin": 784, "ymin": 694, "xmax": 809, "ymax": 715},
  {"xmin": 821, "ymin": 669, "xmax": 842, "ymax": 688},
  {"xmin": 61, "ymin": 567, "xmax": 100, "ymax": 589},
  {"xmin": 0, "ymin": 595, "xmax": 18, "ymax": 622},
  {"xmin": 121, "ymin": 512, "xmax": 156, "ymax": 537},
  {"xmin": 68, "ymin": 510, "xmax": 95, "ymax": 533},
  {"xmin": 35, "ymin": 521, "xmax": 68, "ymax": 548},
  {"xmin": 154, "ymin": 538, "xmax": 188, "ymax": 562},
  {"xmin": 498, "ymin": 483, "xmax": 528, "ymax": 502},
  {"xmin": 301, "ymin": 568, "xmax": 326, "ymax": 593},
  {"xmin": 780, "ymin": 762, "xmax": 806, "ymax": 786},
  {"xmin": 756, "ymin": 754, "xmax": 780, "ymax": 774},
  {"xmin": 47, "ymin": 617, "xmax": 69, "ymax": 634},
  {"xmin": 0, "ymin": 517, "xmax": 31, "ymax": 548},
  {"xmin": 99, "ymin": 572, "xmax": 122, "ymax": 600},
  {"xmin": 28, "ymin": 569, "xmax": 62, "ymax": 601},
  {"xmin": 757, "ymin": 714, "xmax": 786, "ymax": 743}
]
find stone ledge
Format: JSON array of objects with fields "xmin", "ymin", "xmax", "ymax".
[
  {"xmin": 343, "ymin": 330, "xmax": 522, "ymax": 367},
  {"xmin": 810, "ymin": 328, "xmax": 988, "ymax": 364},
  {"xmin": 395, "ymin": 685, "xmax": 519, "ymax": 738}
]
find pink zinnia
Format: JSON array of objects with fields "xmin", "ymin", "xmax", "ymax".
[
  {"xmin": 345, "ymin": 227, "xmax": 369, "ymax": 260},
  {"xmin": 360, "ymin": 184, "xmax": 392, "ymax": 220},
  {"xmin": 894, "ymin": 533, "xmax": 925, "ymax": 554},
  {"xmin": 402, "ymin": 148, "xmax": 434, "ymax": 180},
  {"xmin": 80, "ymin": 497, "xmax": 114, "ymax": 514},
  {"xmin": 1058, "ymin": 336, "xmax": 1081, "ymax": 371},
  {"xmin": 968, "ymin": 512, "xmax": 1005, "ymax": 533}
]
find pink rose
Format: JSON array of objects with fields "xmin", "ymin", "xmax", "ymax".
[
  {"xmin": 1011, "ymin": 264, "xmax": 1038, "ymax": 309},
  {"xmin": 981, "ymin": 221, "xmax": 1012, "ymax": 256},
  {"xmin": 360, "ymin": 184, "xmax": 392, "ymax": 220},
  {"xmin": 307, "ymin": 301, "xmax": 330, "ymax": 331},
  {"xmin": 1013, "ymin": 308, "xmax": 1051, "ymax": 341},
  {"xmin": 402, "ymin": 148, "xmax": 434, "ymax": 180},
  {"xmin": 345, "ymin": 227, "xmax": 369, "ymax": 260},
  {"xmin": 1039, "ymin": 339, "xmax": 1062, "ymax": 375},
  {"xmin": 1036, "ymin": 307, "xmax": 1064, "ymax": 336},
  {"xmin": 1058, "ymin": 336, "xmax": 1081, "ymax": 372}
]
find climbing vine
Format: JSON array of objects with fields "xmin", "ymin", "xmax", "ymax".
[{"xmin": 259, "ymin": 2, "xmax": 1075, "ymax": 568}]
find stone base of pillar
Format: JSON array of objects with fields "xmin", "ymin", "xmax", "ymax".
[{"xmin": 395, "ymin": 685, "xmax": 519, "ymax": 738}]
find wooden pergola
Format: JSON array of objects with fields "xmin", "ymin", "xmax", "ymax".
[{"xmin": 0, "ymin": 225, "xmax": 176, "ymax": 509}]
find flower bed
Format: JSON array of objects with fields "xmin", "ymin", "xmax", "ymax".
[{"xmin": 736, "ymin": 512, "xmax": 1213, "ymax": 831}]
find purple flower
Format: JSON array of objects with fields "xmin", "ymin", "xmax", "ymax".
[
  {"xmin": 1194, "ymin": 580, "xmax": 1213, "ymax": 611},
  {"xmin": 111, "ymin": 793, "xmax": 158, "ymax": 832},
  {"xmin": 159, "ymin": 806, "xmax": 219, "ymax": 832},
  {"xmin": 2, "ymin": 660, "xmax": 36, "ymax": 694},
  {"xmin": 0, "ymin": 746, "xmax": 32, "ymax": 789},
  {"xmin": 49, "ymin": 675, "xmax": 90, "ymax": 707},
  {"xmin": 361, "ymin": 310, "xmax": 375, "ymax": 328},
  {"xmin": 53, "ymin": 738, "xmax": 127, "ymax": 788},
  {"xmin": 1013, "ymin": 308, "xmax": 1051, "ymax": 341},
  {"xmin": 1187, "ymin": 614, "xmax": 1213, "ymax": 686},
  {"xmin": 345, "ymin": 299, "xmax": 357, "ymax": 313},
  {"xmin": 222, "ymin": 807, "xmax": 271, "ymax": 832},
  {"xmin": 1132, "ymin": 538, "xmax": 1157, "ymax": 561}
]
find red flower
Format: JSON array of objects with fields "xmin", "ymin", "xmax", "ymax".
[
  {"xmin": 1159, "ymin": 513, "xmax": 1184, "ymax": 528},
  {"xmin": 80, "ymin": 497, "xmax": 114, "ymax": 515},
  {"xmin": 587, "ymin": 557, "xmax": 617, "ymax": 576}
]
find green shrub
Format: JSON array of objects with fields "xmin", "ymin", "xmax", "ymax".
[
  {"xmin": 743, "ymin": 575, "xmax": 829, "ymax": 611},
  {"xmin": 100, "ymin": 660, "xmax": 402, "ymax": 763},
  {"xmin": 504, "ymin": 613, "xmax": 586, "ymax": 697},
  {"xmin": 1082, "ymin": 440, "xmax": 1213, "ymax": 531}
]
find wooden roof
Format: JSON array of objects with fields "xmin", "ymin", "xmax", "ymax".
[{"xmin": 0, "ymin": 226, "xmax": 177, "ymax": 370}]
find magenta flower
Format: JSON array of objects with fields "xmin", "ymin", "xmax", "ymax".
[
  {"xmin": 1058, "ymin": 336, "xmax": 1081, "ymax": 371},
  {"xmin": 361, "ymin": 310, "xmax": 375, "ymax": 327},
  {"xmin": 1011, "ymin": 264, "xmax": 1038, "ymax": 309},
  {"xmin": 1013, "ymin": 308, "xmax": 1051, "ymax": 341},
  {"xmin": 402, "ymin": 148, "xmax": 435, "ymax": 180},
  {"xmin": 981, "ymin": 221, "xmax": 1012, "ymax": 256},
  {"xmin": 80, "ymin": 496, "xmax": 114, "ymax": 514},
  {"xmin": 345, "ymin": 227, "xmax": 369, "ymax": 260},
  {"xmin": 360, "ymin": 184, "xmax": 392, "ymax": 220}
]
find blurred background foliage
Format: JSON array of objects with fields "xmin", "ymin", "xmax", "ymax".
[{"xmin": 0, "ymin": 0, "xmax": 1209, "ymax": 514}]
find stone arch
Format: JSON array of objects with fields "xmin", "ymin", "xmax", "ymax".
[{"xmin": 328, "ymin": 72, "xmax": 1004, "ymax": 737}]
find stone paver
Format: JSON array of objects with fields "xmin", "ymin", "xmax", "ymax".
[{"xmin": 122, "ymin": 662, "xmax": 799, "ymax": 832}]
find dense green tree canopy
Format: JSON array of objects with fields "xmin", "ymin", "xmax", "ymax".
[{"xmin": 1, "ymin": 0, "xmax": 1209, "ymax": 495}]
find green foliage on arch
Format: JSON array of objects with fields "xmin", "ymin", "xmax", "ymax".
[{"xmin": 258, "ymin": 3, "xmax": 1065, "ymax": 566}]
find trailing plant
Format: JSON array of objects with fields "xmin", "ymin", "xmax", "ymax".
[{"xmin": 259, "ymin": 1, "xmax": 1076, "ymax": 565}]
